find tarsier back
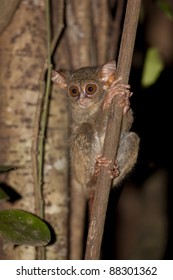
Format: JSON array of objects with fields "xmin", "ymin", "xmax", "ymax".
[{"xmin": 52, "ymin": 60, "xmax": 139, "ymax": 198}]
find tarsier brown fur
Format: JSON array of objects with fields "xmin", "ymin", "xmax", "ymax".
[{"xmin": 52, "ymin": 60, "xmax": 139, "ymax": 198}]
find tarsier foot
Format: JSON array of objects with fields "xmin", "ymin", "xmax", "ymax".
[
  {"xmin": 94, "ymin": 155, "xmax": 112, "ymax": 176},
  {"xmin": 108, "ymin": 160, "xmax": 120, "ymax": 179},
  {"xmin": 94, "ymin": 155, "xmax": 119, "ymax": 179},
  {"xmin": 103, "ymin": 76, "xmax": 132, "ymax": 114}
]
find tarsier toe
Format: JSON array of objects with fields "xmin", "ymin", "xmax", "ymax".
[
  {"xmin": 123, "ymin": 105, "xmax": 130, "ymax": 115},
  {"xmin": 109, "ymin": 169, "xmax": 120, "ymax": 179},
  {"xmin": 117, "ymin": 90, "xmax": 132, "ymax": 114},
  {"xmin": 95, "ymin": 155, "xmax": 112, "ymax": 167},
  {"xmin": 108, "ymin": 161, "xmax": 120, "ymax": 179},
  {"xmin": 94, "ymin": 167, "xmax": 100, "ymax": 177}
]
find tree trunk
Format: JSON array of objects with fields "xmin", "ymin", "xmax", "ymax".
[{"xmin": 0, "ymin": 0, "xmax": 69, "ymax": 259}]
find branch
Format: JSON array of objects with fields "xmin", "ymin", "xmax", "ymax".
[
  {"xmin": 85, "ymin": 0, "xmax": 141, "ymax": 260},
  {"xmin": 108, "ymin": 0, "xmax": 125, "ymax": 60}
]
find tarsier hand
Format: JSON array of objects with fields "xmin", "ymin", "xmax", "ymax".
[{"xmin": 103, "ymin": 76, "xmax": 132, "ymax": 115}]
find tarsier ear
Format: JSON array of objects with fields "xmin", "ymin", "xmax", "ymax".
[
  {"xmin": 51, "ymin": 70, "xmax": 69, "ymax": 88},
  {"xmin": 99, "ymin": 60, "xmax": 116, "ymax": 87}
]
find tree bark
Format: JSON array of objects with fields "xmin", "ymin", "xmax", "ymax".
[
  {"xmin": 0, "ymin": 0, "xmax": 22, "ymax": 35},
  {"xmin": 0, "ymin": 0, "xmax": 69, "ymax": 259}
]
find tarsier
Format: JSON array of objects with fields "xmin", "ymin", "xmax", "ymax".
[{"xmin": 52, "ymin": 60, "xmax": 139, "ymax": 199}]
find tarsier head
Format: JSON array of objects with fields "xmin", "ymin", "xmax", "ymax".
[{"xmin": 51, "ymin": 60, "xmax": 117, "ymax": 109}]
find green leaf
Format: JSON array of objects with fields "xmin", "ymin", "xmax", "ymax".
[
  {"xmin": 0, "ymin": 209, "xmax": 51, "ymax": 246},
  {"xmin": 0, "ymin": 188, "xmax": 9, "ymax": 202},
  {"xmin": 0, "ymin": 166, "xmax": 16, "ymax": 173},
  {"xmin": 157, "ymin": 0, "xmax": 173, "ymax": 20},
  {"xmin": 141, "ymin": 47, "xmax": 164, "ymax": 88}
]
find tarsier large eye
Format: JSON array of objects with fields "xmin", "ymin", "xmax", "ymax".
[
  {"xmin": 68, "ymin": 85, "xmax": 80, "ymax": 97},
  {"xmin": 85, "ymin": 83, "xmax": 98, "ymax": 96}
]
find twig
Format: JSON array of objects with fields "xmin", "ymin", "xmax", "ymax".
[
  {"xmin": 51, "ymin": 0, "xmax": 65, "ymax": 54},
  {"xmin": 36, "ymin": 0, "xmax": 52, "ymax": 260},
  {"xmin": 31, "ymin": 0, "xmax": 64, "ymax": 260},
  {"xmin": 85, "ymin": 0, "xmax": 142, "ymax": 260}
]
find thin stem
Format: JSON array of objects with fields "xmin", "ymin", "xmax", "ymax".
[
  {"xmin": 85, "ymin": 0, "xmax": 142, "ymax": 260},
  {"xmin": 51, "ymin": 0, "xmax": 65, "ymax": 54},
  {"xmin": 36, "ymin": 0, "xmax": 52, "ymax": 260}
]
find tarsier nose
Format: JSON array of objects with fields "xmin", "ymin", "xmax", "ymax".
[
  {"xmin": 78, "ymin": 92, "xmax": 90, "ymax": 108},
  {"xmin": 79, "ymin": 92, "xmax": 85, "ymax": 103}
]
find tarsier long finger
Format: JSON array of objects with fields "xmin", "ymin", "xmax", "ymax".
[{"xmin": 52, "ymin": 60, "xmax": 140, "ymax": 198}]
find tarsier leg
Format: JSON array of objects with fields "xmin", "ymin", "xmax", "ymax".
[{"xmin": 113, "ymin": 132, "xmax": 140, "ymax": 187}]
